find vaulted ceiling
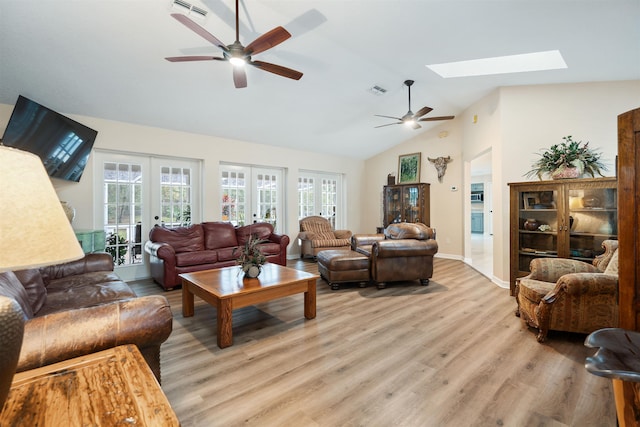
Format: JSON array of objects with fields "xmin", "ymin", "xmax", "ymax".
[{"xmin": 1, "ymin": 1, "xmax": 638, "ymax": 159}]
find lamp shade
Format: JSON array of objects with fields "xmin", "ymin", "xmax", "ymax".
[{"xmin": 0, "ymin": 146, "xmax": 84, "ymax": 272}]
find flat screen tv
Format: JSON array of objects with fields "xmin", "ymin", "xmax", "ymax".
[{"xmin": 1, "ymin": 95, "xmax": 98, "ymax": 182}]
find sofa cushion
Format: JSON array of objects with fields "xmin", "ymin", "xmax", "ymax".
[
  {"xmin": 604, "ymin": 250, "xmax": 619, "ymax": 276},
  {"xmin": 518, "ymin": 278, "xmax": 555, "ymax": 303},
  {"xmin": 203, "ymin": 222, "xmax": 238, "ymax": 249},
  {"xmin": 311, "ymin": 238, "xmax": 351, "ymax": 248},
  {"xmin": 236, "ymin": 223, "xmax": 275, "ymax": 246},
  {"xmin": 217, "ymin": 246, "xmax": 241, "ymax": 262},
  {"xmin": 39, "ymin": 271, "xmax": 136, "ymax": 317},
  {"xmin": 149, "ymin": 224, "xmax": 204, "ymax": 253},
  {"xmin": 175, "ymin": 250, "xmax": 218, "ymax": 267},
  {"xmin": 0, "ymin": 271, "xmax": 34, "ymax": 319},
  {"xmin": 13, "ymin": 269, "xmax": 47, "ymax": 314}
]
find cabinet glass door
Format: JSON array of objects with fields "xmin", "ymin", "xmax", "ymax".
[
  {"xmin": 567, "ymin": 186, "xmax": 617, "ymax": 261},
  {"xmin": 385, "ymin": 186, "xmax": 402, "ymax": 225},
  {"xmin": 517, "ymin": 189, "xmax": 560, "ymax": 272},
  {"xmin": 403, "ymin": 186, "xmax": 420, "ymax": 223}
]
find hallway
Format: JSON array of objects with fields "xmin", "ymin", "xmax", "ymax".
[{"xmin": 470, "ymin": 232, "xmax": 493, "ymax": 279}]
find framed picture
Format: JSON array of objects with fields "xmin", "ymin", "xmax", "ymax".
[
  {"xmin": 523, "ymin": 192, "xmax": 540, "ymax": 210},
  {"xmin": 398, "ymin": 153, "xmax": 421, "ymax": 183}
]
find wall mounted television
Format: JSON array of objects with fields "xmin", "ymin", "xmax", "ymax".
[{"xmin": 1, "ymin": 95, "xmax": 98, "ymax": 182}]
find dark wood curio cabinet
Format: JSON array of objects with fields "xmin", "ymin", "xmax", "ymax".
[
  {"xmin": 382, "ymin": 183, "xmax": 430, "ymax": 227},
  {"xmin": 508, "ymin": 177, "xmax": 617, "ymax": 295}
]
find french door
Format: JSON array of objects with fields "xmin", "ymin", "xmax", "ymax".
[
  {"xmin": 220, "ymin": 164, "xmax": 284, "ymax": 233},
  {"xmin": 298, "ymin": 171, "xmax": 343, "ymax": 229},
  {"xmin": 94, "ymin": 151, "xmax": 201, "ymax": 280}
]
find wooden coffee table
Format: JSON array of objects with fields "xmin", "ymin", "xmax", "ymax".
[{"xmin": 180, "ymin": 263, "xmax": 318, "ymax": 348}]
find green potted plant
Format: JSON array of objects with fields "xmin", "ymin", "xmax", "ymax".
[
  {"xmin": 234, "ymin": 233, "xmax": 267, "ymax": 278},
  {"xmin": 525, "ymin": 136, "xmax": 606, "ymax": 180}
]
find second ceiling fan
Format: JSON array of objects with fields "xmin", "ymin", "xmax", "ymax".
[
  {"xmin": 165, "ymin": 0, "xmax": 303, "ymax": 88},
  {"xmin": 375, "ymin": 80, "xmax": 454, "ymax": 129}
]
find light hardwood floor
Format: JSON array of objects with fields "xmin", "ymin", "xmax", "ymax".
[{"xmin": 130, "ymin": 258, "xmax": 616, "ymax": 427}]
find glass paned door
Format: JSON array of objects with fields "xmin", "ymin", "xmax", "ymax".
[
  {"xmin": 103, "ymin": 161, "xmax": 142, "ymax": 267},
  {"xmin": 220, "ymin": 165, "xmax": 283, "ymax": 233},
  {"xmin": 95, "ymin": 151, "xmax": 200, "ymax": 281},
  {"xmin": 298, "ymin": 171, "xmax": 343, "ymax": 229}
]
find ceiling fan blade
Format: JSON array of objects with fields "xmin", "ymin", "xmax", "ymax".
[
  {"xmin": 244, "ymin": 26, "xmax": 291, "ymax": 56},
  {"xmin": 170, "ymin": 13, "xmax": 229, "ymax": 53},
  {"xmin": 250, "ymin": 60, "xmax": 303, "ymax": 80},
  {"xmin": 374, "ymin": 122, "xmax": 402, "ymax": 128},
  {"xmin": 374, "ymin": 114, "xmax": 403, "ymax": 121},
  {"xmin": 165, "ymin": 56, "xmax": 225, "ymax": 62},
  {"xmin": 233, "ymin": 67, "xmax": 247, "ymax": 88},
  {"xmin": 413, "ymin": 106, "xmax": 433, "ymax": 119},
  {"xmin": 419, "ymin": 116, "xmax": 455, "ymax": 122}
]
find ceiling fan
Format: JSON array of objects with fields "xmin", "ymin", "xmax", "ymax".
[
  {"xmin": 165, "ymin": 0, "xmax": 303, "ymax": 89},
  {"xmin": 375, "ymin": 80, "xmax": 454, "ymax": 129}
]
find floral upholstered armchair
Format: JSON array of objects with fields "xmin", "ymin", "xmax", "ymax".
[
  {"xmin": 515, "ymin": 240, "xmax": 619, "ymax": 342},
  {"xmin": 297, "ymin": 216, "xmax": 352, "ymax": 259}
]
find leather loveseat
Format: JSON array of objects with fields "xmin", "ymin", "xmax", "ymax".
[
  {"xmin": 0, "ymin": 253, "xmax": 173, "ymax": 382},
  {"xmin": 145, "ymin": 221, "xmax": 290, "ymax": 290},
  {"xmin": 352, "ymin": 222, "xmax": 438, "ymax": 289}
]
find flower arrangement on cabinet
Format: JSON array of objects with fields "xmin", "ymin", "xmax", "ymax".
[{"xmin": 525, "ymin": 136, "xmax": 607, "ymax": 180}]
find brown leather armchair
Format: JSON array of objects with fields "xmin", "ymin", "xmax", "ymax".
[
  {"xmin": 298, "ymin": 216, "xmax": 352, "ymax": 258},
  {"xmin": 0, "ymin": 296, "xmax": 23, "ymax": 410},
  {"xmin": 515, "ymin": 240, "xmax": 619, "ymax": 342},
  {"xmin": 352, "ymin": 222, "xmax": 438, "ymax": 289}
]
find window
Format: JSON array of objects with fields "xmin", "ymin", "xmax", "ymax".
[{"xmin": 160, "ymin": 166, "xmax": 192, "ymax": 227}]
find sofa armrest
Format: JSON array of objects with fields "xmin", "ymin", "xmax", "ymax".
[
  {"xmin": 334, "ymin": 229, "xmax": 352, "ymax": 240},
  {"xmin": 18, "ymin": 295, "xmax": 172, "ymax": 375},
  {"xmin": 373, "ymin": 239, "xmax": 438, "ymax": 258},
  {"xmin": 297, "ymin": 231, "xmax": 316, "ymax": 241},
  {"xmin": 268, "ymin": 233, "xmax": 290, "ymax": 247},
  {"xmin": 527, "ymin": 258, "xmax": 600, "ymax": 283},
  {"xmin": 352, "ymin": 234, "xmax": 385, "ymax": 249},
  {"xmin": 39, "ymin": 253, "xmax": 114, "ymax": 284},
  {"xmin": 543, "ymin": 273, "xmax": 619, "ymax": 302}
]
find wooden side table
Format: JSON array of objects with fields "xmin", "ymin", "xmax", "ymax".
[
  {"xmin": 0, "ymin": 345, "xmax": 179, "ymax": 426},
  {"xmin": 585, "ymin": 328, "xmax": 640, "ymax": 427}
]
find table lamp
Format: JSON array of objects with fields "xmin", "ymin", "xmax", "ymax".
[{"xmin": 0, "ymin": 145, "xmax": 84, "ymax": 272}]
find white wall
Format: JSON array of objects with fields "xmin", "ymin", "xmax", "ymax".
[
  {"xmin": 362, "ymin": 122, "xmax": 464, "ymax": 259},
  {"xmin": 363, "ymin": 80, "xmax": 640, "ymax": 285},
  {"xmin": 0, "ymin": 105, "xmax": 365, "ymax": 258},
  {"xmin": 463, "ymin": 80, "xmax": 640, "ymax": 283}
]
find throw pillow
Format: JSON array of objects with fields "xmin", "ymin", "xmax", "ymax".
[
  {"xmin": 604, "ymin": 250, "xmax": 619, "ymax": 276},
  {"xmin": 13, "ymin": 269, "xmax": 47, "ymax": 314}
]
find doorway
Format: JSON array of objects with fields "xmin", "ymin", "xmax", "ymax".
[{"xmin": 470, "ymin": 150, "xmax": 493, "ymax": 278}]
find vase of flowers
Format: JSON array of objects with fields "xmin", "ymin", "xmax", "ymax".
[
  {"xmin": 524, "ymin": 136, "xmax": 606, "ymax": 180},
  {"xmin": 235, "ymin": 233, "xmax": 266, "ymax": 278}
]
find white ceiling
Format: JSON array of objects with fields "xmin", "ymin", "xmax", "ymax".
[{"xmin": 1, "ymin": 1, "xmax": 638, "ymax": 160}]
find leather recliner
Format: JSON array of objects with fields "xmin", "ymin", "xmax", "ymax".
[{"xmin": 352, "ymin": 222, "xmax": 438, "ymax": 289}]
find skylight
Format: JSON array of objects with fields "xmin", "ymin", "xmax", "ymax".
[{"xmin": 426, "ymin": 50, "xmax": 567, "ymax": 78}]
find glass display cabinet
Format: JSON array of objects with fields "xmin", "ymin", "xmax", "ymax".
[
  {"xmin": 508, "ymin": 177, "xmax": 617, "ymax": 295},
  {"xmin": 382, "ymin": 183, "xmax": 430, "ymax": 227}
]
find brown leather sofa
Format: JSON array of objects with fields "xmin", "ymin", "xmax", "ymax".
[
  {"xmin": 0, "ymin": 253, "xmax": 172, "ymax": 382},
  {"xmin": 145, "ymin": 221, "xmax": 290, "ymax": 290},
  {"xmin": 351, "ymin": 222, "xmax": 438, "ymax": 289}
]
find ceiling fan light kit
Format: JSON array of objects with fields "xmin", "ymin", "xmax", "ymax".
[
  {"xmin": 375, "ymin": 79, "xmax": 454, "ymax": 129},
  {"xmin": 165, "ymin": 0, "xmax": 303, "ymax": 88}
]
